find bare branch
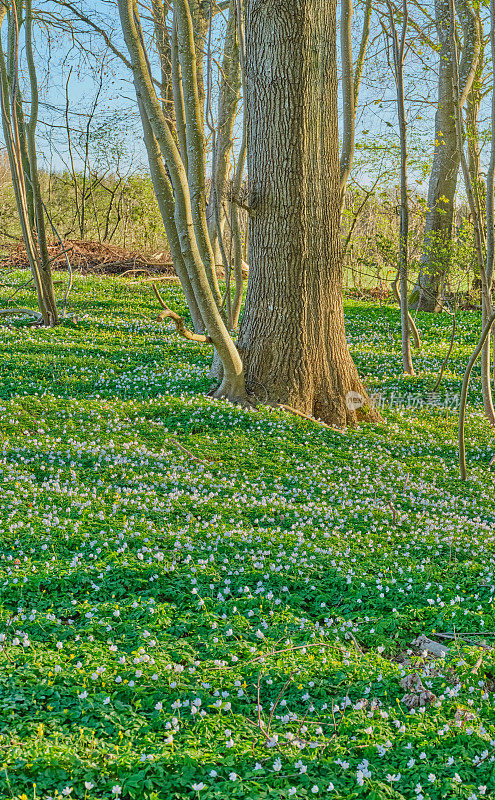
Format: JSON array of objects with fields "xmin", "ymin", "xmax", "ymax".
[{"xmin": 153, "ymin": 282, "xmax": 212, "ymax": 342}]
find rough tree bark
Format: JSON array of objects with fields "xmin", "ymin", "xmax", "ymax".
[
  {"xmin": 413, "ymin": 0, "xmax": 480, "ymax": 312},
  {"xmin": 237, "ymin": 0, "xmax": 380, "ymax": 427}
]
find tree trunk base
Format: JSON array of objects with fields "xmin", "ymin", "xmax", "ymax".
[
  {"xmin": 239, "ymin": 349, "xmax": 382, "ymax": 428},
  {"xmin": 208, "ymin": 348, "xmax": 224, "ymax": 381},
  {"xmin": 410, "ymin": 290, "xmax": 442, "ymax": 313},
  {"xmin": 208, "ymin": 374, "xmax": 255, "ymax": 410}
]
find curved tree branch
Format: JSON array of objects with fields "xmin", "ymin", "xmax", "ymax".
[{"xmin": 153, "ymin": 282, "xmax": 211, "ymax": 342}]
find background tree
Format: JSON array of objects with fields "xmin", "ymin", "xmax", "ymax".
[
  {"xmin": 339, "ymin": 0, "xmax": 372, "ymax": 213},
  {"xmin": 205, "ymin": 0, "xmax": 241, "ymax": 279},
  {"xmin": 0, "ymin": 0, "xmax": 59, "ymax": 325},
  {"xmin": 382, "ymin": 0, "xmax": 415, "ymax": 375},
  {"xmin": 413, "ymin": 0, "xmax": 480, "ymax": 312},
  {"xmin": 448, "ymin": 0, "xmax": 495, "ymax": 425},
  {"xmin": 118, "ymin": 0, "xmax": 248, "ymax": 402}
]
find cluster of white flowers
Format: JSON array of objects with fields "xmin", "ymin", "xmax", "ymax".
[{"xmin": 0, "ymin": 287, "xmax": 494, "ymax": 799}]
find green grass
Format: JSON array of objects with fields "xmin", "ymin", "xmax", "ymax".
[{"xmin": 0, "ymin": 272, "xmax": 494, "ymax": 800}]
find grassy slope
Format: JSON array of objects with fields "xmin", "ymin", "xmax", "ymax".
[{"xmin": 0, "ymin": 274, "xmax": 494, "ymax": 800}]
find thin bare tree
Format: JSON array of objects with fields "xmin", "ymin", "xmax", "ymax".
[
  {"xmin": 448, "ymin": 0, "xmax": 495, "ymax": 426},
  {"xmin": 413, "ymin": 0, "xmax": 481, "ymax": 312},
  {"xmin": 0, "ymin": 0, "xmax": 59, "ymax": 325},
  {"xmin": 383, "ymin": 0, "xmax": 414, "ymax": 374}
]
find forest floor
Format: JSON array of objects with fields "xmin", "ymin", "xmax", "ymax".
[{"xmin": 0, "ymin": 273, "xmax": 494, "ymax": 800}]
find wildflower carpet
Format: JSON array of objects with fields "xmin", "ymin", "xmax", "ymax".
[{"xmin": 1, "ymin": 274, "xmax": 495, "ymax": 800}]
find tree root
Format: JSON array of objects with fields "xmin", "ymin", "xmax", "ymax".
[
  {"xmin": 153, "ymin": 283, "xmax": 211, "ymax": 342},
  {"xmin": 277, "ymin": 403, "xmax": 340, "ymax": 431},
  {"xmin": 0, "ymin": 308, "xmax": 43, "ymax": 325},
  {"xmin": 207, "ymin": 378, "xmax": 256, "ymax": 410}
]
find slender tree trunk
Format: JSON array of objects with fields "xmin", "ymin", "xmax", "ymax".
[
  {"xmin": 387, "ymin": 0, "xmax": 414, "ymax": 374},
  {"xmin": 414, "ymin": 0, "xmax": 480, "ymax": 311},
  {"xmin": 484, "ymin": 0, "xmax": 495, "ymax": 421},
  {"xmin": 230, "ymin": 0, "xmax": 247, "ymax": 330},
  {"xmin": 119, "ymin": 0, "xmax": 247, "ymax": 402},
  {"xmin": 206, "ymin": 0, "xmax": 241, "ymax": 270},
  {"xmin": 466, "ymin": 31, "xmax": 486, "ymax": 252},
  {"xmin": 237, "ymin": 0, "xmax": 380, "ymax": 427},
  {"xmin": 339, "ymin": 0, "xmax": 371, "ymax": 212},
  {"xmin": 448, "ymin": 0, "xmax": 495, "ymax": 425},
  {"xmin": 151, "ymin": 0, "xmax": 174, "ymax": 121},
  {"xmin": 0, "ymin": 0, "xmax": 59, "ymax": 326},
  {"xmin": 137, "ymin": 94, "xmax": 204, "ymax": 332}
]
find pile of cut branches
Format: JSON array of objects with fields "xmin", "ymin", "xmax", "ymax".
[{"xmin": 1, "ymin": 239, "xmax": 176, "ymax": 276}]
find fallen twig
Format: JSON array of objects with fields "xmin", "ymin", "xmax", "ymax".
[
  {"xmin": 167, "ymin": 437, "xmax": 214, "ymax": 465},
  {"xmin": 278, "ymin": 404, "xmax": 344, "ymax": 432},
  {"xmin": 348, "ymin": 631, "xmax": 364, "ymax": 655},
  {"xmin": 212, "ymin": 640, "xmax": 334, "ymax": 671}
]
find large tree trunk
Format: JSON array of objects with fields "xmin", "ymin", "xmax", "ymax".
[
  {"xmin": 237, "ymin": 0, "xmax": 380, "ymax": 427},
  {"xmin": 413, "ymin": 0, "xmax": 480, "ymax": 312}
]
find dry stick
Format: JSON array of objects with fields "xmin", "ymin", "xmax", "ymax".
[
  {"xmin": 471, "ymin": 654, "xmax": 483, "ymax": 674},
  {"xmin": 139, "ymin": 275, "xmax": 181, "ymax": 283},
  {"xmin": 120, "ymin": 268, "xmax": 155, "ymax": 278},
  {"xmin": 256, "ymin": 671, "xmax": 263, "ymax": 731},
  {"xmin": 278, "ymin": 404, "xmax": 333, "ymax": 430},
  {"xmin": 212, "ymin": 640, "xmax": 334, "ymax": 671},
  {"xmin": 153, "ymin": 283, "xmax": 212, "ymax": 343},
  {"xmin": 348, "ymin": 631, "xmax": 363, "ymax": 654},
  {"xmin": 7, "ymin": 276, "xmax": 34, "ymax": 300},
  {"xmin": 267, "ymin": 672, "xmax": 294, "ymax": 735},
  {"xmin": 342, "ymin": 175, "xmax": 381, "ymax": 256},
  {"xmin": 459, "ymin": 311, "xmax": 495, "ymax": 480},
  {"xmin": 434, "ymin": 631, "xmax": 495, "ymax": 638},
  {"xmin": 167, "ymin": 437, "xmax": 213, "ymax": 465}
]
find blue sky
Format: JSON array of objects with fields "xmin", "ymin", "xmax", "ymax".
[{"xmin": 1, "ymin": 0, "xmax": 490, "ymax": 195}]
